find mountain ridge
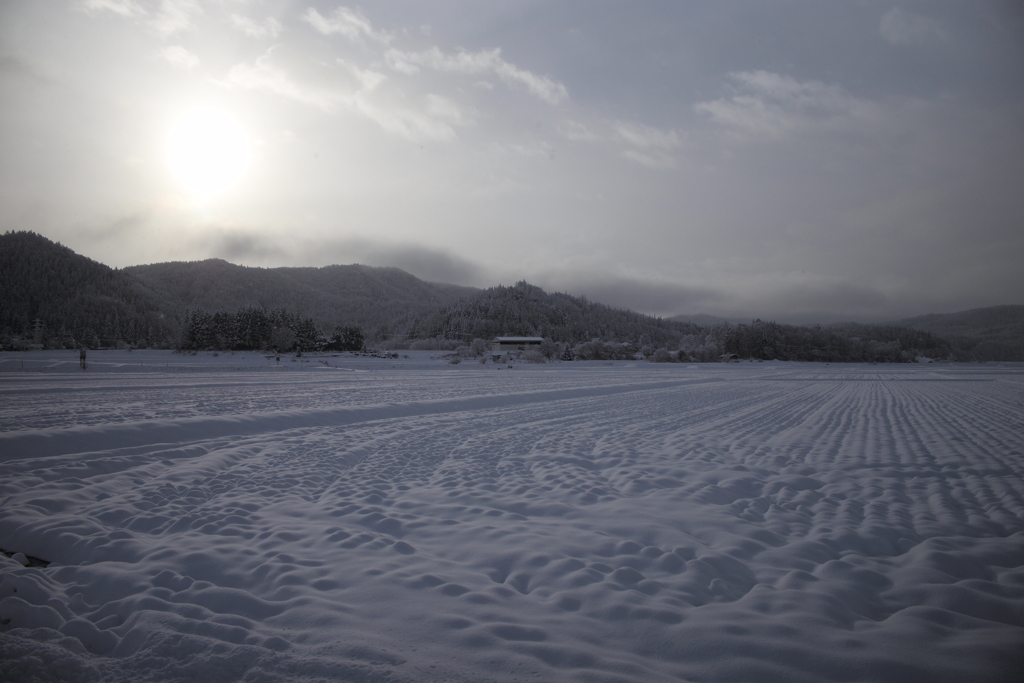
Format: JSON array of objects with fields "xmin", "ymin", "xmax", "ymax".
[
  {"xmin": 886, "ymin": 305, "xmax": 1024, "ymax": 362},
  {"xmin": 125, "ymin": 257, "xmax": 478, "ymax": 339},
  {"xmin": 0, "ymin": 231, "xmax": 175, "ymax": 348},
  {"xmin": 889, "ymin": 305, "xmax": 1024, "ymax": 339},
  {"xmin": 2, "ymin": 231, "xmax": 1021, "ymax": 360}
]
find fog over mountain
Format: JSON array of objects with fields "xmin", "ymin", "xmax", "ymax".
[{"xmin": 3, "ymin": 231, "xmax": 1021, "ymax": 361}]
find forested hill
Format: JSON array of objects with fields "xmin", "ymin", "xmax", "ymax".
[
  {"xmin": 2, "ymin": 231, "xmax": 1021, "ymax": 361},
  {"xmin": 407, "ymin": 281, "xmax": 702, "ymax": 345},
  {"xmin": 0, "ymin": 231, "xmax": 475, "ymax": 347},
  {"xmin": 125, "ymin": 259, "xmax": 477, "ymax": 340},
  {"xmin": 889, "ymin": 306, "xmax": 1024, "ymax": 361},
  {"xmin": 0, "ymin": 231, "xmax": 175, "ymax": 348}
]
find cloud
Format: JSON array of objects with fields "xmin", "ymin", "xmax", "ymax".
[
  {"xmin": 487, "ymin": 140, "xmax": 553, "ymax": 158},
  {"xmin": 615, "ymin": 122, "xmax": 680, "ymax": 167},
  {"xmin": 161, "ymin": 45, "xmax": 199, "ymax": 70},
  {"xmin": 208, "ymin": 229, "xmax": 281, "ymax": 263},
  {"xmin": 880, "ymin": 8, "xmax": 947, "ymax": 46},
  {"xmin": 535, "ymin": 273, "xmax": 723, "ymax": 318},
  {"xmin": 744, "ymin": 279, "xmax": 891, "ymax": 323},
  {"xmin": 303, "ymin": 6, "xmax": 393, "ymax": 44},
  {"xmin": 79, "ymin": 0, "xmax": 144, "ymax": 16},
  {"xmin": 694, "ymin": 70, "xmax": 879, "ymax": 138},
  {"xmin": 352, "ymin": 243, "xmax": 484, "ymax": 285},
  {"xmin": 532, "ymin": 273, "xmax": 890, "ymax": 324},
  {"xmin": 222, "ymin": 48, "xmax": 464, "ymax": 141},
  {"xmin": 493, "ymin": 58, "xmax": 568, "ymax": 104},
  {"xmin": 152, "ymin": 0, "xmax": 201, "ymax": 36},
  {"xmin": 558, "ymin": 120, "xmax": 598, "ymax": 142},
  {"xmin": 222, "ymin": 48, "xmax": 353, "ymax": 111},
  {"xmin": 339, "ymin": 60, "xmax": 387, "ymax": 91},
  {"xmin": 335, "ymin": 241, "xmax": 485, "ymax": 286},
  {"xmin": 426, "ymin": 94, "xmax": 474, "ymax": 127},
  {"xmin": 86, "ymin": 210, "xmax": 153, "ymax": 243},
  {"xmin": 230, "ymin": 14, "xmax": 283, "ymax": 39},
  {"xmin": 385, "ymin": 46, "xmax": 568, "ymax": 104},
  {"xmin": 615, "ymin": 122, "xmax": 680, "ymax": 149},
  {"xmin": 583, "ymin": 279, "xmax": 722, "ymax": 317},
  {"xmin": 354, "ymin": 97, "xmax": 460, "ymax": 141},
  {"xmin": 621, "ymin": 149, "xmax": 676, "ymax": 169},
  {"xmin": 212, "ymin": 232, "xmax": 486, "ymax": 285}
]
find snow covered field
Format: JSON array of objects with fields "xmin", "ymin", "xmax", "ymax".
[{"xmin": 2, "ymin": 351, "xmax": 1023, "ymax": 682}]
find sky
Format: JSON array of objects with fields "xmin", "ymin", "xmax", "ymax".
[{"xmin": 1, "ymin": 1, "xmax": 1022, "ymax": 323}]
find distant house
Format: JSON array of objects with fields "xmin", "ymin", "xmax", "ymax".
[
  {"xmin": 719, "ymin": 353, "xmax": 740, "ymax": 362},
  {"xmin": 492, "ymin": 336, "xmax": 544, "ymax": 354}
]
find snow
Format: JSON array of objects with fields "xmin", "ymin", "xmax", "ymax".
[{"xmin": 2, "ymin": 351, "xmax": 1023, "ymax": 682}]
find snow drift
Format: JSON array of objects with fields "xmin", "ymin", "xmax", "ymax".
[{"xmin": 2, "ymin": 352, "xmax": 1022, "ymax": 682}]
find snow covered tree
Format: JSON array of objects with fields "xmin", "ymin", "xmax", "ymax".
[{"xmin": 327, "ymin": 325, "xmax": 364, "ymax": 351}]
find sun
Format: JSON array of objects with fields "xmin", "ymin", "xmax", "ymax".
[{"xmin": 166, "ymin": 109, "xmax": 249, "ymax": 198}]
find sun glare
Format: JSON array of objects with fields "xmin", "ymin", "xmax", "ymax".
[{"xmin": 167, "ymin": 109, "xmax": 248, "ymax": 198}]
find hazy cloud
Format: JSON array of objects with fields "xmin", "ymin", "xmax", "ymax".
[
  {"xmin": 303, "ymin": 6, "xmax": 393, "ymax": 44},
  {"xmin": 695, "ymin": 70, "xmax": 879, "ymax": 138},
  {"xmin": 151, "ymin": 0, "xmax": 202, "ymax": 36},
  {"xmin": 99, "ymin": 211, "xmax": 156, "ymax": 244},
  {"xmin": 200, "ymin": 231, "xmax": 485, "ymax": 286},
  {"xmin": 559, "ymin": 120, "xmax": 598, "ymax": 142},
  {"xmin": 161, "ymin": 45, "xmax": 199, "ymax": 70},
  {"xmin": 355, "ymin": 97, "xmax": 460, "ymax": 141},
  {"xmin": 487, "ymin": 140, "xmax": 553, "ymax": 158},
  {"xmin": 615, "ymin": 122, "xmax": 680, "ymax": 150},
  {"xmin": 79, "ymin": 0, "xmax": 145, "ymax": 17},
  {"xmin": 544, "ymin": 276, "xmax": 892, "ymax": 324},
  {"xmin": 356, "ymin": 244, "xmax": 484, "ymax": 285},
  {"xmin": 294, "ymin": 239, "xmax": 485, "ymax": 285},
  {"xmin": 338, "ymin": 60, "xmax": 386, "ymax": 91},
  {"xmin": 880, "ymin": 8, "xmax": 947, "ymax": 46},
  {"xmin": 208, "ymin": 229, "xmax": 281, "ymax": 263},
  {"xmin": 747, "ymin": 279, "xmax": 890, "ymax": 323},
  {"xmin": 223, "ymin": 48, "xmax": 354, "ymax": 111},
  {"xmin": 230, "ymin": 14, "xmax": 283, "ymax": 39},
  {"xmin": 534, "ymin": 273, "xmax": 723, "ymax": 318},
  {"xmin": 613, "ymin": 122, "xmax": 679, "ymax": 167},
  {"xmin": 223, "ymin": 48, "xmax": 467, "ymax": 141},
  {"xmin": 385, "ymin": 47, "xmax": 568, "ymax": 104},
  {"xmin": 615, "ymin": 122, "xmax": 681, "ymax": 168},
  {"xmin": 425, "ymin": 94, "xmax": 474, "ymax": 127},
  {"xmin": 620, "ymin": 149, "xmax": 676, "ymax": 169}
]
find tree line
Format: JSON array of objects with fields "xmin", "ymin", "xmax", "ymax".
[
  {"xmin": 179, "ymin": 306, "xmax": 364, "ymax": 353},
  {"xmin": 714, "ymin": 320, "xmax": 953, "ymax": 363}
]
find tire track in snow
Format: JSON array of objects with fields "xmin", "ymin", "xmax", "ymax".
[{"xmin": 0, "ymin": 378, "xmax": 724, "ymax": 462}]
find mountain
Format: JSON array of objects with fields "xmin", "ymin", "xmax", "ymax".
[
  {"xmin": 125, "ymin": 259, "xmax": 478, "ymax": 340},
  {"xmin": 408, "ymin": 281, "xmax": 702, "ymax": 345},
  {"xmin": 0, "ymin": 231, "xmax": 475, "ymax": 348},
  {"xmin": 888, "ymin": 305, "xmax": 1024, "ymax": 361},
  {"xmin": 4, "ymin": 231, "xmax": 1021, "ymax": 361},
  {"xmin": 890, "ymin": 305, "xmax": 1024, "ymax": 340},
  {"xmin": 0, "ymin": 231, "xmax": 175, "ymax": 348}
]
